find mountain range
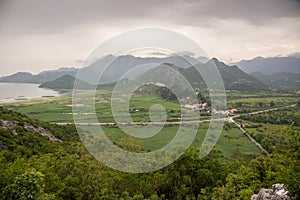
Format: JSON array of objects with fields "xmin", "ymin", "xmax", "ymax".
[
  {"xmin": 231, "ymin": 55, "xmax": 300, "ymax": 75},
  {"xmin": 250, "ymin": 72, "xmax": 300, "ymax": 90},
  {"xmin": 0, "ymin": 55, "xmax": 200, "ymax": 84},
  {"xmin": 0, "ymin": 67, "xmax": 77, "ymax": 84},
  {"xmin": 1, "ymin": 54, "xmax": 299, "ymax": 91},
  {"xmin": 39, "ymin": 58, "xmax": 268, "ymax": 92}
]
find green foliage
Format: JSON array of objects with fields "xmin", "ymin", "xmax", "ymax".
[
  {"xmin": 1, "ymin": 169, "xmax": 53, "ymax": 200},
  {"xmin": 117, "ymin": 135, "xmax": 143, "ymax": 152},
  {"xmin": 0, "ymin": 106, "xmax": 299, "ymax": 199},
  {"xmin": 40, "ymin": 74, "xmax": 92, "ymax": 90},
  {"xmin": 239, "ymin": 107, "xmax": 300, "ymax": 126},
  {"xmin": 212, "ymin": 125, "xmax": 300, "ymax": 199}
]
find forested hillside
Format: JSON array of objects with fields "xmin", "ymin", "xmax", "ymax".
[{"xmin": 0, "ymin": 107, "xmax": 299, "ymax": 199}]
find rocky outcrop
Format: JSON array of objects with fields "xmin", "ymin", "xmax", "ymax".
[
  {"xmin": 24, "ymin": 123, "xmax": 62, "ymax": 142},
  {"xmin": 1, "ymin": 120, "xmax": 18, "ymax": 129},
  {"xmin": 12, "ymin": 130, "xmax": 18, "ymax": 136},
  {"xmin": 1, "ymin": 119, "xmax": 62, "ymax": 142},
  {"xmin": 251, "ymin": 184, "xmax": 290, "ymax": 200}
]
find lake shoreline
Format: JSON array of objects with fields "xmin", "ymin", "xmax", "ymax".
[{"xmin": 0, "ymin": 82, "xmax": 63, "ymax": 103}]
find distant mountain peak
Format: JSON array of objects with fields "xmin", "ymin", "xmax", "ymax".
[
  {"xmin": 233, "ymin": 56, "xmax": 300, "ymax": 75},
  {"xmin": 253, "ymin": 56, "xmax": 264, "ymax": 60},
  {"xmin": 15, "ymin": 72, "xmax": 33, "ymax": 75},
  {"xmin": 0, "ymin": 72, "xmax": 34, "ymax": 83},
  {"xmin": 38, "ymin": 67, "xmax": 77, "ymax": 75},
  {"xmin": 209, "ymin": 58, "xmax": 229, "ymax": 68},
  {"xmin": 136, "ymin": 60, "xmax": 268, "ymax": 92},
  {"xmin": 211, "ymin": 57, "xmax": 219, "ymax": 62},
  {"xmin": 197, "ymin": 56, "xmax": 209, "ymax": 63}
]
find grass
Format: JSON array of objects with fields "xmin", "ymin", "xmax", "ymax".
[
  {"xmin": 10, "ymin": 102, "xmax": 72, "ymax": 122},
  {"xmin": 10, "ymin": 91, "xmax": 205, "ymax": 123},
  {"xmin": 227, "ymin": 92, "xmax": 299, "ymax": 113},
  {"xmin": 229, "ymin": 96, "xmax": 298, "ymax": 105},
  {"xmin": 3, "ymin": 90, "xmax": 296, "ymax": 159},
  {"xmin": 242, "ymin": 121, "xmax": 291, "ymax": 135},
  {"xmin": 216, "ymin": 127, "xmax": 261, "ymax": 158},
  {"xmin": 81, "ymin": 122, "xmax": 261, "ymax": 159}
]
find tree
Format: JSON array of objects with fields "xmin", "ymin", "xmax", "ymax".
[
  {"xmin": 1, "ymin": 169, "xmax": 52, "ymax": 200},
  {"xmin": 196, "ymin": 91, "xmax": 206, "ymax": 104}
]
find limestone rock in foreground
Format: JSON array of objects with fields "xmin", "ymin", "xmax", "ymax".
[
  {"xmin": 251, "ymin": 184, "xmax": 290, "ymax": 200},
  {"xmin": 24, "ymin": 122, "xmax": 62, "ymax": 142},
  {"xmin": 1, "ymin": 119, "xmax": 62, "ymax": 142}
]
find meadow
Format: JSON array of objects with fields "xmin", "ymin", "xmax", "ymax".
[
  {"xmin": 81, "ymin": 122, "xmax": 261, "ymax": 159},
  {"xmin": 1, "ymin": 89, "xmax": 298, "ymax": 159}
]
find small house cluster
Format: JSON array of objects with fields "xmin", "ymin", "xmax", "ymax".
[
  {"xmin": 183, "ymin": 103, "xmax": 207, "ymax": 111},
  {"xmin": 212, "ymin": 108, "xmax": 237, "ymax": 116}
]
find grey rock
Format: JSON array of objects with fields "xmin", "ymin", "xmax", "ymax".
[
  {"xmin": 12, "ymin": 130, "xmax": 18, "ymax": 136},
  {"xmin": 251, "ymin": 194, "xmax": 258, "ymax": 200},
  {"xmin": 251, "ymin": 184, "xmax": 290, "ymax": 200},
  {"xmin": 24, "ymin": 122, "xmax": 62, "ymax": 142},
  {"xmin": 258, "ymin": 189, "xmax": 273, "ymax": 199},
  {"xmin": 1, "ymin": 120, "xmax": 18, "ymax": 129}
]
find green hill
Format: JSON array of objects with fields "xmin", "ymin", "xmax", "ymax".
[
  {"xmin": 0, "ymin": 107, "xmax": 79, "ymax": 155},
  {"xmin": 39, "ymin": 74, "xmax": 92, "ymax": 89},
  {"xmin": 136, "ymin": 59, "xmax": 268, "ymax": 92},
  {"xmin": 0, "ymin": 72, "xmax": 36, "ymax": 83},
  {"xmin": 210, "ymin": 58, "xmax": 268, "ymax": 91},
  {"xmin": 0, "ymin": 107, "xmax": 299, "ymax": 199}
]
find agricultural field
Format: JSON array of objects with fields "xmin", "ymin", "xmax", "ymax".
[
  {"xmin": 1, "ymin": 89, "xmax": 209, "ymax": 123},
  {"xmin": 81, "ymin": 122, "xmax": 261, "ymax": 159},
  {"xmin": 1, "ymin": 88, "xmax": 299, "ymax": 200},
  {"xmin": 226, "ymin": 92, "xmax": 299, "ymax": 113},
  {"xmin": 1, "ymin": 90, "xmax": 299, "ymax": 160}
]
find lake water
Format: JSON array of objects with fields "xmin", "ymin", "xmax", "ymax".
[{"xmin": 0, "ymin": 82, "xmax": 62, "ymax": 103}]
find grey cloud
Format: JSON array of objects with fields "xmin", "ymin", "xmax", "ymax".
[
  {"xmin": 167, "ymin": 0, "xmax": 300, "ymax": 26},
  {"xmin": 149, "ymin": 51, "xmax": 170, "ymax": 56},
  {"xmin": 0, "ymin": 0, "xmax": 299, "ymax": 36},
  {"xmin": 173, "ymin": 51, "xmax": 195, "ymax": 57},
  {"xmin": 0, "ymin": 0, "xmax": 172, "ymax": 35},
  {"xmin": 0, "ymin": 0, "xmax": 299, "ymax": 76}
]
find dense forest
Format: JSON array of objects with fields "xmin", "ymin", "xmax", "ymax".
[{"xmin": 0, "ymin": 107, "xmax": 299, "ymax": 199}]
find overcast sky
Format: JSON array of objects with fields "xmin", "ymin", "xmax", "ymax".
[{"xmin": 0, "ymin": 0, "xmax": 299, "ymax": 76}]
